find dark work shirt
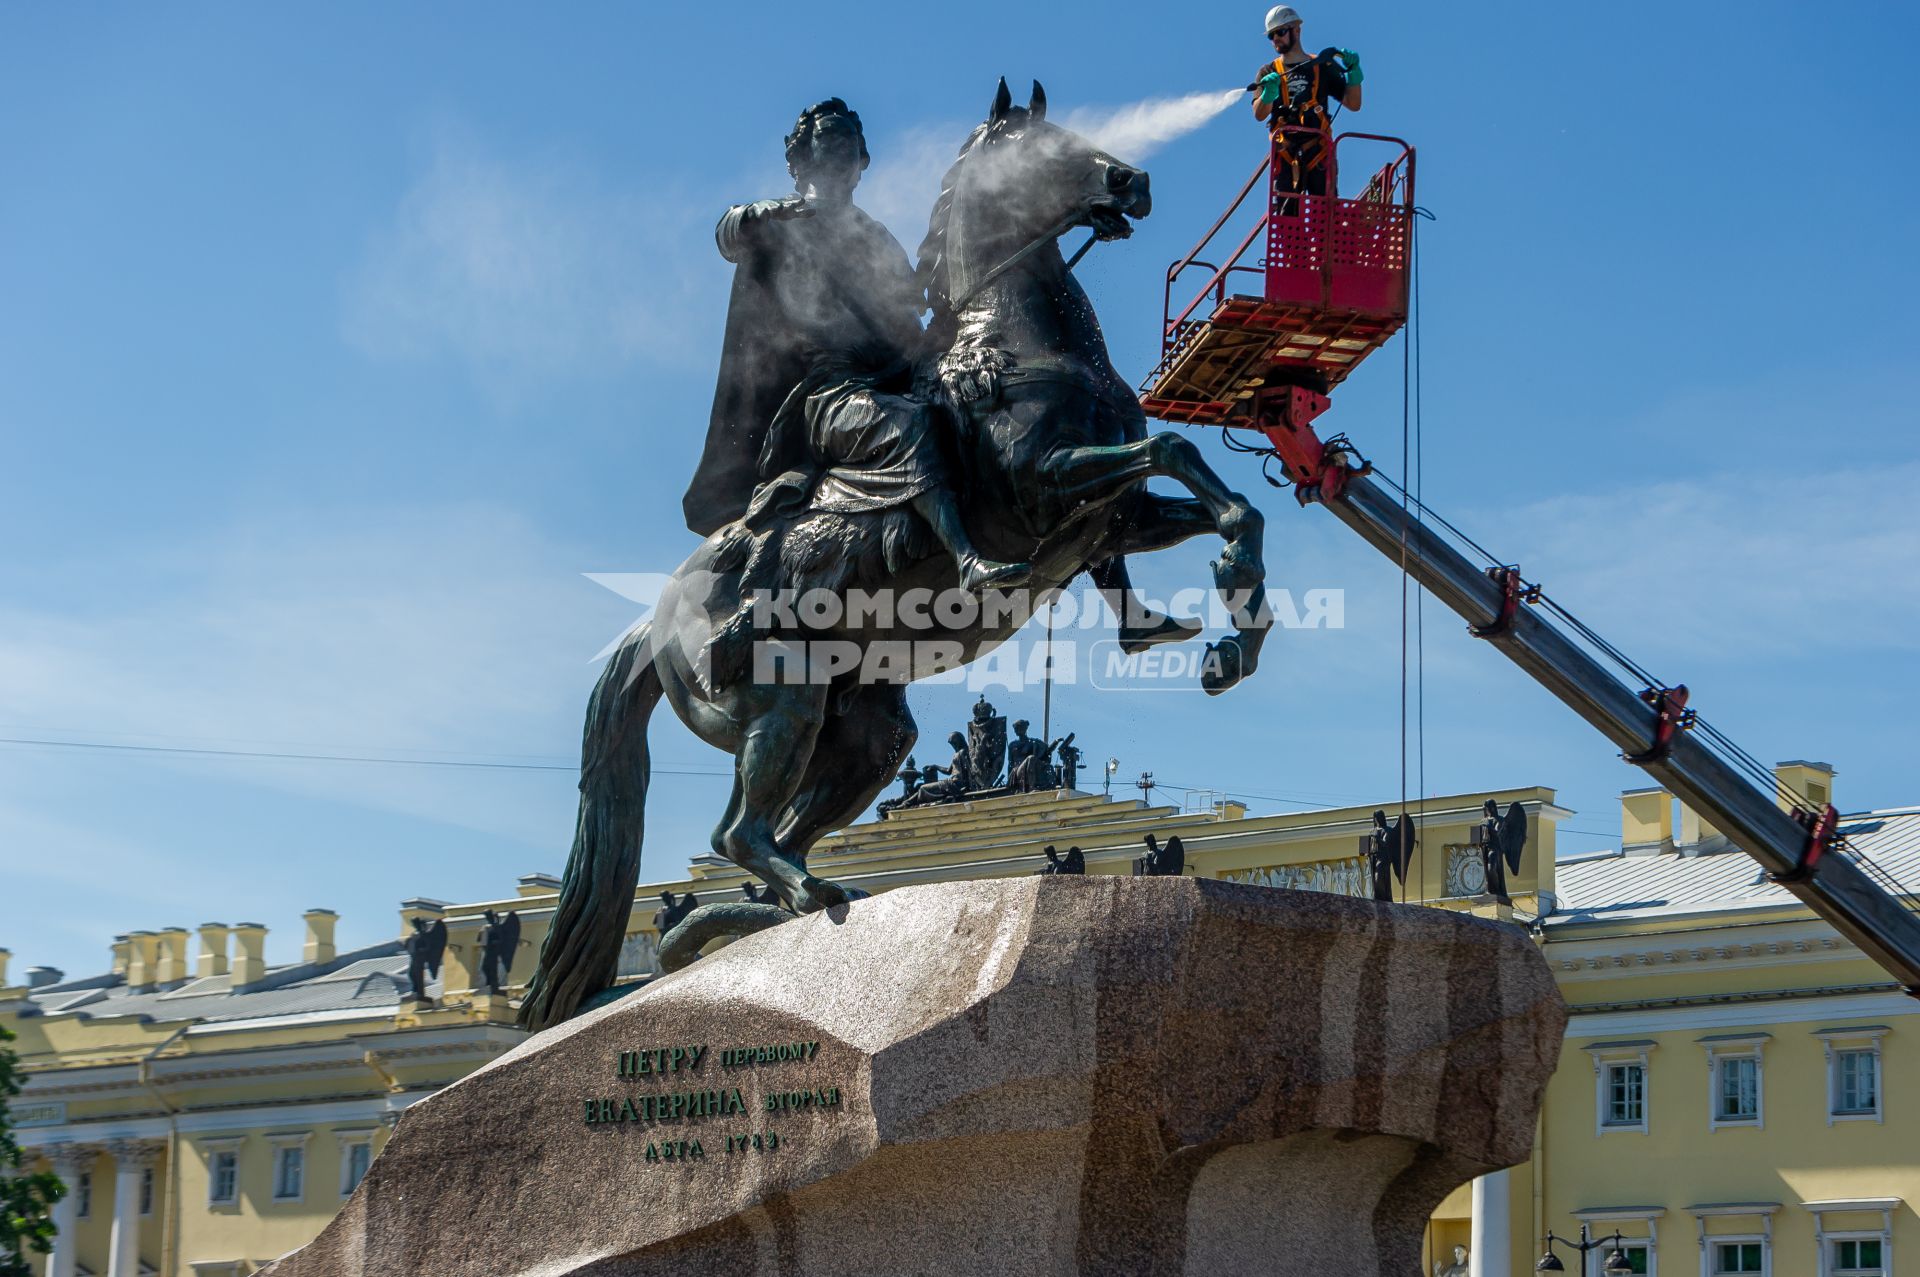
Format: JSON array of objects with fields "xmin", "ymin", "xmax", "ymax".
[{"xmin": 1261, "ymin": 51, "xmax": 1348, "ymax": 165}]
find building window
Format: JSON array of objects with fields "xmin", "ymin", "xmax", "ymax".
[
  {"xmin": 1605, "ymin": 1063, "xmax": 1646, "ymax": 1128},
  {"xmin": 1586, "ymin": 1041, "xmax": 1656, "ymax": 1136},
  {"xmin": 1819, "ymin": 1027, "xmax": 1890, "ymax": 1123},
  {"xmin": 272, "ymin": 1145, "xmax": 305, "ymax": 1201},
  {"xmin": 1700, "ymin": 1033, "xmax": 1769, "ymax": 1130},
  {"xmin": 1712, "ymin": 1240, "xmax": 1766, "ymax": 1274},
  {"xmin": 341, "ymin": 1141, "xmax": 373, "ymax": 1196},
  {"xmin": 140, "ymin": 1166, "xmax": 154, "ymax": 1215},
  {"xmin": 1808, "ymin": 1200, "xmax": 1898, "ymax": 1277},
  {"xmin": 1837, "ymin": 1052, "xmax": 1879, "ymax": 1113},
  {"xmin": 208, "ymin": 1151, "xmax": 238, "ymax": 1205},
  {"xmin": 1689, "ymin": 1207, "xmax": 1778, "ymax": 1276},
  {"xmin": 1715, "ymin": 1056, "xmax": 1761, "ymax": 1123},
  {"xmin": 76, "ymin": 1171, "xmax": 91, "ymax": 1218},
  {"xmin": 1831, "ymin": 1237, "xmax": 1885, "ymax": 1277}
]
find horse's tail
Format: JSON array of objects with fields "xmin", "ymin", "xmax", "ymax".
[
  {"xmin": 519, "ymin": 622, "xmax": 664, "ymax": 1033},
  {"xmin": 656, "ymin": 902, "xmax": 792, "ymax": 972}
]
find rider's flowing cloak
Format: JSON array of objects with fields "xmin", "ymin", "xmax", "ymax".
[{"xmin": 682, "ymin": 197, "xmax": 929, "ymax": 537}]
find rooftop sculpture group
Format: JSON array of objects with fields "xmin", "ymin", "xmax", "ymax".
[
  {"xmin": 1364, "ymin": 803, "xmax": 1530, "ymax": 905},
  {"xmin": 879, "ymin": 696, "xmax": 1081, "ymax": 813},
  {"xmin": 405, "ymin": 910, "xmax": 522, "ymax": 1003},
  {"xmin": 521, "ymin": 82, "xmax": 1273, "ymax": 1032}
]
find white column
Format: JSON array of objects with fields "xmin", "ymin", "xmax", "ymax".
[
  {"xmin": 1471, "ymin": 1170, "xmax": 1512, "ymax": 1277},
  {"xmin": 106, "ymin": 1139, "xmax": 161, "ymax": 1277},
  {"xmin": 45, "ymin": 1143, "xmax": 95, "ymax": 1277}
]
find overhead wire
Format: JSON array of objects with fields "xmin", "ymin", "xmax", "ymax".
[
  {"xmin": 1395, "ymin": 180, "xmax": 1431, "ymax": 899},
  {"xmin": 1413, "ymin": 196, "xmax": 1429, "ymax": 901},
  {"xmin": 0, "ymin": 735, "xmax": 733, "ymax": 778},
  {"xmin": 1405, "ymin": 171, "xmax": 1420, "ymax": 887}
]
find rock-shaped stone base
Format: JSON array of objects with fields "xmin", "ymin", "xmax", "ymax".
[{"xmin": 262, "ymin": 877, "xmax": 1565, "ymax": 1276}]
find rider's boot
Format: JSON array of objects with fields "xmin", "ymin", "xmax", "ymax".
[
  {"xmin": 913, "ymin": 489, "xmax": 1031, "ymax": 592},
  {"xmin": 1089, "ymin": 556, "xmax": 1203, "ymax": 652}
]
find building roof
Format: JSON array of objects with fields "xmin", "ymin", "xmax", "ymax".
[
  {"xmin": 1551, "ymin": 806, "xmax": 1920, "ymax": 925},
  {"xmin": 19, "ymin": 941, "xmax": 418, "ymax": 1029}
]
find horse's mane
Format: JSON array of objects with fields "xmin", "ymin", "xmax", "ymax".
[
  {"xmin": 915, "ymin": 108, "xmax": 1038, "ymax": 332},
  {"xmin": 914, "ymin": 122, "xmax": 989, "ymax": 326}
]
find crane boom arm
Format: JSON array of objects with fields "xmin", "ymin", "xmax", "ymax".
[{"xmin": 1323, "ymin": 472, "xmax": 1920, "ymax": 992}]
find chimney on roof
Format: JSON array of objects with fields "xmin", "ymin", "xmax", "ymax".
[
  {"xmin": 1774, "ymin": 760, "xmax": 1836, "ymax": 813},
  {"xmin": 110, "ymin": 935, "xmax": 131, "ymax": 977},
  {"xmin": 26, "ymin": 966, "xmax": 62, "ymax": 989},
  {"xmin": 399, "ymin": 899, "xmax": 448, "ymax": 935},
  {"xmin": 517, "ymin": 873, "xmax": 562, "ymax": 898},
  {"xmin": 1620, "ymin": 787, "xmax": 1673, "ymax": 857},
  {"xmin": 197, "ymin": 923, "xmax": 230, "ymax": 979},
  {"xmin": 231, "ymin": 923, "xmax": 268, "ymax": 988},
  {"xmin": 155, "ymin": 927, "xmax": 189, "ymax": 986},
  {"xmin": 1678, "ymin": 802, "xmax": 1722, "ymax": 852},
  {"xmin": 126, "ymin": 931, "xmax": 160, "ymax": 990},
  {"xmin": 0, "ymin": 948, "xmax": 10, "ymax": 988},
  {"xmin": 302, "ymin": 909, "xmax": 338, "ymax": 965}
]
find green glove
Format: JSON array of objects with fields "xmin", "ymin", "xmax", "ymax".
[
  {"xmin": 1258, "ymin": 70, "xmax": 1282, "ymax": 104},
  {"xmin": 1339, "ymin": 48, "xmax": 1363, "ymax": 84}
]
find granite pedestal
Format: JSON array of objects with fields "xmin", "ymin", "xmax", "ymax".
[{"xmin": 261, "ymin": 876, "xmax": 1565, "ymax": 1276}]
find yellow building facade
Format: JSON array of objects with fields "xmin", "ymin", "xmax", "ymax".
[
  {"xmin": 1, "ymin": 908, "xmax": 525, "ymax": 1276},
  {"xmin": 5, "ymin": 763, "xmax": 1913, "ymax": 1276}
]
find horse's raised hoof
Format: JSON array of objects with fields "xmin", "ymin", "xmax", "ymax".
[
  {"xmin": 790, "ymin": 873, "xmax": 852, "ymax": 914},
  {"xmin": 1119, "ymin": 612, "xmax": 1204, "ymax": 654},
  {"xmin": 1201, "ymin": 633, "xmax": 1259, "ymax": 696},
  {"xmin": 1210, "ymin": 546, "xmax": 1265, "ymax": 598}
]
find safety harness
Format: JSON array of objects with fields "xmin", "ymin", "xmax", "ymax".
[{"xmin": 1267, "ymin": 55, "xmax": 1334, "ymax": 183}]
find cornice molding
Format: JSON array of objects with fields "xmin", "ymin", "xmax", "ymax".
[{"xmin": 1547, "ymin": 918, "xmax": 1855, "ymax": 980}]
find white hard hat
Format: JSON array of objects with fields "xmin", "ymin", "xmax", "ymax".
[{"xmin": 1266, "ymin": 5, "xmax": 1302, "ymax": 32}]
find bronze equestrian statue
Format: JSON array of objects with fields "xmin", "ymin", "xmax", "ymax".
[{"xmin": 522, "ymin": 82, "xmax": 1272, "ymax": 1031}]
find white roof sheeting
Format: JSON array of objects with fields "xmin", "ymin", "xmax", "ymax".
[
  {"xmin": 25, "ymin": 942, "xmax": 416, "ymax": 1028},
  {"xmin": 1552, "ymin": 807, "xmax": 1920, "ymax": 924}
]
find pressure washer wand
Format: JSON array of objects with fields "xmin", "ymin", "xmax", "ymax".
[{"xmin": 1246, "ymin": 49, "xmax": 1343, "ymax": 91}]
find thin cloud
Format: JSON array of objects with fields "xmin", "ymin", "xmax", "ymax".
[
  {"xmin": 0, "ymin": 506, "xmax": 614, "ymax": 841},
  {"xmin": 1497, "ymin": 465, "xmax": 1920, "ymax": 660},
  {"xmin": 342, "ymin": 125, "xmax": 719, "ymax": 396}
]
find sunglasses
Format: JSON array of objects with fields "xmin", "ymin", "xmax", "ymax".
[{"xmin": 1271, "ymin": 25, "xmax": 1299, "ymax": 39}]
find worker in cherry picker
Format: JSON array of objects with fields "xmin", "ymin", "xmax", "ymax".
[{"xmin": 1251, "ymin": 5, "xmax": 1363, "ymax": 201}]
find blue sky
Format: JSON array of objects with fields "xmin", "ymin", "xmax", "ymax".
[{"xmin": 4, "ymin": 2, "xmax": 1917, "ymax": 980}]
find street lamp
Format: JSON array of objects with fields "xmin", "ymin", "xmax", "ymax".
[
  {"xmin": 1104, "ymin": 757, "xmax": 1120, "ymax": 797},
  {"xmin": 1536, "ymin": 1224, "xmax": 1635, "ymax": 1275}
]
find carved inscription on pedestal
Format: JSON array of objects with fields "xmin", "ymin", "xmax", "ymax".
[{"xmin": 582, "ymin": 1038, "xmax": 845, "ymax": 1166}]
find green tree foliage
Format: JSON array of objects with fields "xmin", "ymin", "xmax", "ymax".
[{"xmin": 0, "ymin": 1023, "xmax": 63, "ymax": 1276}]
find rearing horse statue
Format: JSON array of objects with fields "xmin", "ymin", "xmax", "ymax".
[{"xmin": 521, "ymin": 81, "xmax": 1272, "ymax": 1032}]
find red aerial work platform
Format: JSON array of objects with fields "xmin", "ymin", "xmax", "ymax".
[{"xmin": 1139, "ymin": 130, "xmax": 1416, "ymax": 433}]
